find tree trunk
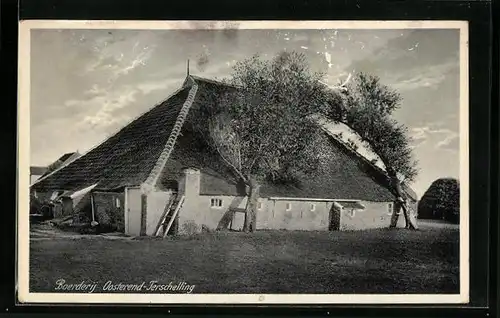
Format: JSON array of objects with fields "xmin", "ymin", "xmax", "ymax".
[
  {"xmin": 402, "ymin": 201, "xmax": 418, "ymax": 230},
  {"xmin": 388, "ymin": 171, "xmax": 418, "ymax": 230},
  {"xmin": 400, "ymin": 202, "xmax": 412, "ymax": 229},
  {"xmin": 389, "ymin": 201, "xmax": 400, "ymax": 228},
  {"xmin": 390, "ymin": 199, "xmax": 418, "ymax": 229},
  {"xmin": 243, "ymin": 177, "xmax": 261, "ymax": 233}
]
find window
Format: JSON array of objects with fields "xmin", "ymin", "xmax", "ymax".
[
  {"xmin": 285, "ymin": 203, "xmax": 292, "ymax": 211},
  {"xmin": 258, "ymin": 202, "xmax": 263, "ymax": 210},
  {"xmin": 210, "ymin": 198, "xmax": 223, "ymax": 208},
  {"xmin": 115, "ymin": 198, "xmax": 121, "ymax": 208},
  {"xmin": 387, "ymin": 203, "xmax": 393, "ymax": 215},
  {"xmin": 349, "ymin": 209, "xmax": 356, "ymax": 217},
  {"xmin": 310, "ymin": 203, "xmax": 316, "ymax": 211}
]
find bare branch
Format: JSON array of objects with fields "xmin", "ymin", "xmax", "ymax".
[
  {"xmin": 318, "ymin": 72, "xmax": 352, "ymax": 91},
  {"xmin": 211, "ymin": 138, "xmax": 248, "ymax": 183},
  {"xmin": 247, "ymin": 141, "xmax": 265, "ymax": 173}
]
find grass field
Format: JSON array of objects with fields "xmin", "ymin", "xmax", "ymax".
[{"xmin": 29, "ymin": 223, "xmax": 459, "ymax": 294}]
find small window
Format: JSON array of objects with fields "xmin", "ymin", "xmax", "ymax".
[
  {"xmin": 349, "ymin": 209, "xmax": 356, "ymax": 217},
  {"xmin": 285, "ymin": 203, "xmax": 292, "ymax": 211},
  {"xmin": 387, "ymin": 203, "xmax": 393, "ymax": 215},
  {"xmin": 310, "ymin": 203, "xmax": 316, "ymax": 211},
  {"xmin": 210, "ymin": 198, "xmax": 223, "ymax": 208},
  {"xmin": 115, "ymin": 198, "xmax": 121, "ymax": 208},
  {"xmin": 258, "ymin": 202, "xmax": 263, "ymax": 210}
]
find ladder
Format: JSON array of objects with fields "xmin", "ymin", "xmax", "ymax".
[{"xmin": 154, "ymin": 194, "xmax": 186, "ymax": 237}]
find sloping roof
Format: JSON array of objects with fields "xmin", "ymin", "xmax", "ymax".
[
  {"xmin": 31, "ymin": 74, "xmax": 417, "ymax": 202},
  {"xmin": 258, "ymin": 132, "xmax": 396, "ymax": 201},
  {"xmin": 321, "ymin": 129, "xmax": 418, "ymax": 202},
  {"xmin": 57, "ymin": 152, "xmax": 79, "ymax": 163},
  {"xmin": 39, "ymin": 152, "xmax": 82, "ymax": 178},
  {"xmin": 339, "ymin": 201, "xmax": 366, "ymax": 210},
  {"xmin": 162, "ymin": 77, "xmax": 398, "ymax": 202},
  {"xmin": 30, "ymin": 166, "xmax": 48, "ymax": 176},
  {"xmin": 158, "ymin": 122, "xmax": 396, "ymax": 202},
  {"xmin": 31, "ymin": 86, "xmax": 192, "ymax": 192}
]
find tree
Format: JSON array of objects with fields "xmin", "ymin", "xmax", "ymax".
[
  {"xmin": 322, "ymin": 72, "xmax": 419, "ymax": 229},
  {"xmin": 418, "ymin": 178, "xmax": 460, "ymax": 223},
  {"xmin": 190, "ymin": 52, "xmax": 328, "ymax": 232}
]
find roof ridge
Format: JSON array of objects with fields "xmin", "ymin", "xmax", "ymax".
[
  {"xmin": 321, "ymin": 127, "xmax": 417, "ymax": 200},
  {"xmin": 321, "ymin": 128, "xmax": 393, "ymax": 185},
  {"xmin": 189, "ymin": 75, "xmax": 240, "ymax": 89},
  {"xmin": 320, "ymin": 126, "xmax": 385, "ymax": 171},
  {"xmin": 141, "ymin": 81, "xmax": 200, "ymax": 192},
  {"xmin": 30, "ymin": 82, "xmax": 189, "ymax": 189}
]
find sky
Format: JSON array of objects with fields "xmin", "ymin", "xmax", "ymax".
[{"xmin": 29, "ymin": 24, "xmax": 461, "ymax": 197}]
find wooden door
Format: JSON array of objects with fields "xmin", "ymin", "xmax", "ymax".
[
  {"xmin": 328, "ymin": 203, "xmax": 341, "ymax": 231},
  {"xmin": 230, "ymin": 211, "xmax": 245, "ymax": 231},
  {"xmin": 125, "ymin": 187, "xmax": 142, "ymax": 236}
]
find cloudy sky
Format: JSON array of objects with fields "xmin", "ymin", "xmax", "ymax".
[{"xmin": 29, "ymin": 23, "xmax": 461, "ymax": 197}]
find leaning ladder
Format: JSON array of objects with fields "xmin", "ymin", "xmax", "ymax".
[
  {"xmin": 155, "ymin": 195, "xmax": 185, "ymax": 237},
  {"xmin": 154, "ymin": 194, "xmax": 177, "ymax": 236}
]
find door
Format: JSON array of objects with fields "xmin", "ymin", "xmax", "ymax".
[
  {"xmin": 125, "ymin": 187, "xmax": 142, "ymax": 236},
  {"xmin": 328, "ymin": 203, "xmax": 341, "ymax": 231},
  {"xmin": 230, "ymin": 211, "xmax": 245, "ymax": 231}
]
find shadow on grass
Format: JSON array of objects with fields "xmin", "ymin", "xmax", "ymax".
[{"xmin": 29, "ymin": 228, "xmax": 460, "ymax": 294}]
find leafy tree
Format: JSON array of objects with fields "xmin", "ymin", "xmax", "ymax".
[
  {"xmin": 190, "ymin": 52, "xmax": 328, "ymax": 232},
  {"xmin": 191, "ymin": 52, "xmax": 418, "ymax": 231},
  {"xmin": 418, "ymin": 178, "xmax": 460, "ymax": 223},
  {"xmin": 322, "ymin": 72, "xmax": 419, "ymax": 229}
]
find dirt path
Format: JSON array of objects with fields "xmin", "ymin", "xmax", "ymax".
[
  {"xmin": 30, "ymin": 223, "xmax": 134, "ymax": 241},
  {"xmin": 417, "ymin": 219, "xmax": 460, "ymax": 230}
]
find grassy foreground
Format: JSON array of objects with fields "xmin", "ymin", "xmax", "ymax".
[{"xmin": 30, "ymin": 226, "xmax": 459, "ymax": 294}]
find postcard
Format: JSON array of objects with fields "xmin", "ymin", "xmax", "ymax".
[{"xmin": 17, "ymin": 20, "xmax": 469, "ymax": 304}]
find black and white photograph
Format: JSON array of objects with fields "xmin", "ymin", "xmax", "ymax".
[{"xmin": 17, "ymin": 20, "xmax": 469, "ymax": 304}]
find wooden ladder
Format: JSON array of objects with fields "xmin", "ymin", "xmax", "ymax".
[{"xmin": 154, "ymin": 194, "xmax": 186, "ymax": 237}]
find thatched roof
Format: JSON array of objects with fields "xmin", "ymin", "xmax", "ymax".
[
  {"xmin": 32, "ymin": 87, "xmax": 191, "ymax": 192},
  {"xmin": 31, "ymin": 75, "xmax": 416, "ymax": 202}
]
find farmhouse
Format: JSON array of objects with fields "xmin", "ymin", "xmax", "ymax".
[{"xmin": 30, "ymin": 74, "xmax": 418, "ymax": 236}]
